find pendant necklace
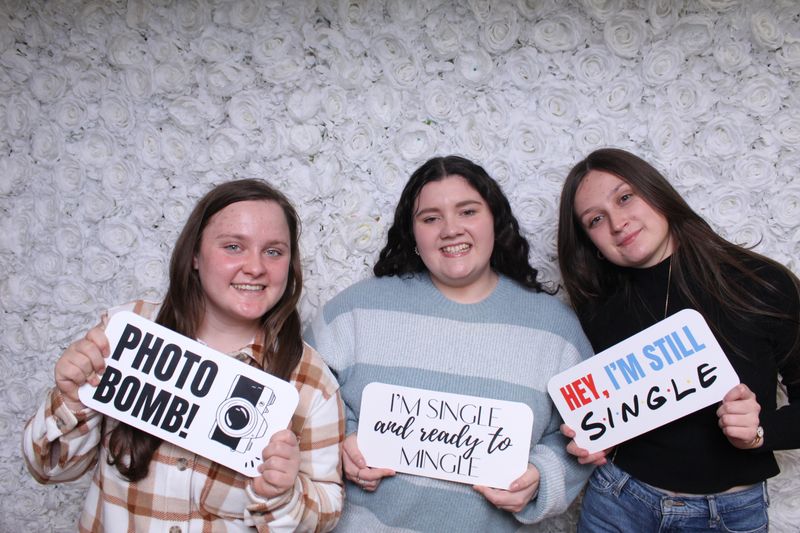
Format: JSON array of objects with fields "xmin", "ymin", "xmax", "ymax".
[{"xmin": 664, "ymin": 257, "xmax": 672, "ymax": 319}]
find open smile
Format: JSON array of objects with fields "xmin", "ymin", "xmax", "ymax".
[
  {"xmin": 441, "ymin": 243, "xmax": 471, "ymax": 255},
  {"xmin": 231, "ymin": 283, "xmax": 265, "ymax": 291}
]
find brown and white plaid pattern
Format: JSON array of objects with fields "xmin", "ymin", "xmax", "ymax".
[{"xmin": 23, "ymin": 301, "xmax": 345, "ymax": 532}]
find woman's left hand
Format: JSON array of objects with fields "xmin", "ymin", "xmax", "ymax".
[
  {"xmin": 716, "ymin": 383, "xmax": 763, "ymax": 449},
  {"xmin": 473, "ymin": 463, "xmax": 540, "ymax": 513},
  {"xmin": 252, "ymin": 429, "xmax": 301, "ymax": 498}
]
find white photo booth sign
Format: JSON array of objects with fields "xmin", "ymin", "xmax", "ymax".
[
  {"xmin": 78, "ymin": 311, "xmax": 299, "ymax": 477},
  {"xmin": 358, "ymin": 382, "xmax": 534, "ymax": 489},
  {"xmin": 547, "ymin": 309, "xmax": 740, "ymax": 454}
]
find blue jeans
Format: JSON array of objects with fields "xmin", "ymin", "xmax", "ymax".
[{"xmin": 578, "ymin": 462, "xmax": 769, "ymax": 533}]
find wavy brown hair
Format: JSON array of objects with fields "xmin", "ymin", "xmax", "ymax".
[
  {"xmin": 557, "ymin": 148, "xmax": 800, "ymax": 369},
  {"xmin": 108, "ymin": 179, "xmax": 304, "ymax": 481},
  {"xmin": 374, "ymin": 155, "xmax": 548, "ymax": 293}
]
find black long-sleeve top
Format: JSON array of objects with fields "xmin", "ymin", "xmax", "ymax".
[{"xmin": 577, "ymin": 256, "xmax": 800, "ymax": 493}]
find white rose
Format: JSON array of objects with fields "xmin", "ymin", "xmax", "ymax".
[
  {"xmin": 122, "ymin": 65, "xmax": 154, "ymax": 101},
  {"xmin": 647, "ymin": 113, "xmax": 689, "ymax": 160},
  {"xmin": 75, "ymin": 128, "xmax": 114, "ymax": 168},
  {"xmin": 671, "ymin": 15, "xmax": 713, "ymax": 55},
  {"xmin": 73, "ymin": 70, "xmax": 109, "ymax": 100},
  {"xmin": 53, "ymin": 157, "xmax": 86, "ymax": 196},
  {"xmin": 467, "ymin": 0, "xmax": 492, "ymax": 22},
  {"xmin": 536, "ymin": 84, "xmax": 579, "ymax": 126},
  {"xmin": 697, "ymin": 0, "xmax": 740, "ymax": 11},
  {"xmin": 0, "ymin": 153, "xmax": 32, "ymax": 196},
  {"xmin": 479, "ymin": 4, "xmax": 520, "ymax": 54},
  {"xmin": 425, "ymin": 15, "xmax": 464, "ymax": 59},
  {"xmin": 288, "ymin": 124, "xmax": 323, "ymax": 156},
  {"xmin": 531, "ymin": 13, "xmax": 583, "ymax": 52},
  {"xmin": 603, "ymin": 11, "xmax": 648, "ymax": 58},
  {"xmin": 713, "ymin": 37, "xmax": 752, "ymax": 73},
  {"xmin": 0, "ymin": 48, "xmax": 34, "ymax": 82},
  {"xmin": 103, "ymin": 272, "xmax": 141, "ymax": 306},
  {"xmin": 257, "ymin": 121, "xmax": 285, "ymax": 161},
  {"xmin": 738, "ymin": 75, "xmax": 784, "ymax": 117},
  {"xmin": 511, "ymin": 118, "xmax": 550, "ymax": 162},
  {"xmin": 768, "ymin": 111, "xmax": 800, "ymax": 148},
  {"xmin": 5, "ymin": 93, "xmax": 39, "ymax": 136},
  {"xmin": 478, "ymin": 93, "xmax": 512, "ymax": 138},
  {"xmin": 161, "ymin": 196, "xmax": 194, "ymax": 229},
  {"xmin": 99, "ymin": 94, "xmax": 135, "ymax": 135},
  {"xmin": 31, "ymin": 125, "xmax": 64, "ymax": 165},
  {"xmin": 456, "ymin": 114, "xmax": 493, "ymax": 161},
  {"xmin": 422, "ymin": 80, "xmax": 458, "ymax": 122},
  {"xmin": 573, "ymin": 120, "xmax": 615, "ymax": 155},
  {"xmin": 395, "ymin": 123, "xmax": 437, "ymax": 162},
  {"xmin": 192, "ymin": 32, "xmax": 241, "ymax": 63},
  {"xmin": 665, "ymin": 78, "xmax": 714, "ymax": 119},
  {"xmin": 101, "ymin": 158, "xmax": 138, "ymax": 199},
  {"xmin": 209, "ymin": 128, "xmax": 248, "ymax": 167},
  {"xmin": 725, "ymin": 220, "xmax": 767, "ymax": 251},
  {"xmin": 641, "ymin": 45, "xmax": 684, "ymax": 86},
  {"xmin": 698, "ymin": 115, "xmax": 748, "ymax": 160},
  {"xmin": 128, "ymin": 196, "xmax": 165, "ymax": 230},
  {"xmin": 134, "ymin": 253, "xmax": 168, "ymax": 290},
  {"xmin": 594, "ymin": 76, "xmax": 642, "ymax": 117},
  {"xmin": 345, "ymin": 215, "xmax": 385, "ymax": 255},
  {"xmin": 29, "ymin": 68, "xmax": 67, "ymax": 102},
  {"xmin": 251, "ymin": 29, "xmax": 305, "ymax": 82},
  {"xmin": 34, "ymin": 188, "xmax": 61, "ymax": 227},
  {"xmin": 372, "ymin": 31, "xmax": 410, "ymax": 65},
  {"xmin": 53, "ymin": 96, "xmax": 87, "ymax": 132},
  {"xmin": 54, "ymin": 223, "xmax": 84, "ymax": 258},
  {"xmin": 77, "ymin": 1, "xmax": 113, "ymax": 39},
  {"xmin": 78, "ymin": 190, "xmax": 114, "ymax": 223},
  {"xmin": 776, "ymin": 38, "xmax": 800, "ymax": 77},
  {"xmin": 202, "ymin": 62, "xmax": 255, "ymax": 97},
  {"xmin": 573, "ymin": 45, "xmax": 620, "ymax": 85},
  {"xmin": 646, "ymin": 0, "xmax": 680, "ymax": 36},
  {"xmin": 484, "ymin": 156, "xmax": 515, "ymax": 188},
  {"xmin": 227, "ymin": 91, "xmax": 263, "ymax": 131},
  {"xmin": 365, "ymin": 84, "xmax": 401, "ymax": 125},
  {"xmin": 172, "ymin": 0, "xmax": 212, "ymax": 37},
  {"xmin": 32, "ymin": 246, "xmax": 65, "ymax": 281},
  {"xmin": 515, "ymin": 0, "xmax": 563, "ymax": 20},
  {"xmin": 385, "ymin": 57, "xmax": 422, "ymax": 89},
  {"xmin": 287, "ymin": 88, "xmax": 321, "ymax": 123},
  {"xmin": 704, "ymin": 185, "xmax": 752, "ymax": 229},
  {"xmin": 456, "ymin": 49, "xmax": 494, "ymax": 84},
  {"xmin": 751, "ymin": 10, "xmax": 784, "ymax": 50},
  {"xmin": 386, "ymin": 0, "xmax": 430, "ymax": 22},
  {"xmin": 153, "ymin": 61, "xmax": 192, "ymax": 96},
  {"xmin": 372, "ymin": 157, "xmax": 407, "ymax": 196},
  {"xmin": 161, "ymin": 126, "xmax": 194, "ymax": 169},
  {"xmin": 502, "ymin": 47, "xmax": 541, "ymax": 89},
  {"xmin": 82, "ymin": 246, "xmax": 122, "ymax": 283},
  {"xmin": 108, "ymin": 31, "xmax": 147, "ymax": 67},
  {"xmin": 579, "ymin": 0, "xmax": 623, "ymax": 22},
  {"xmin": 225, "ymin": 0, "xmax": 264, "ymax": 31},
  {"xmin": 769, "ymin": 185, "xmax": 800, "ymax": 229},
  {"xmin": 98, "ymin": 219, "xmax": 141, "ymax": 256},
  {"xmin": 727, "ymin": 155, "xmax": 776, "ymax": 190},
  {"xmin": 321, "ymin": 86, "xmax": 349, "ymax": 124},
  {"xmin": 135, "ymin": 125, "xmax": 163, "ymax": 169},
  {"xmin": 1, "ymin": 274, "xmax": 42, "ymax": 312},
  {"xmin": 311, "ymin": 153, "xmax": 345, "ymax": 196},
  {"xmin": 339, "ymin": 121, "xmax": 376, "ymax": 162}
]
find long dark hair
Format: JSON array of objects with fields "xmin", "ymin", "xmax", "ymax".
[
  {"xmin": 558, "ymin": 148, "xmax": 800, "ymax": 365},
  {"xmin": 374, "ymin": 155, "xmax": 547, "ymax": 293},
  {"xmin": 108, "ymin": 179, "xmax": 304, "ymax": 481}
]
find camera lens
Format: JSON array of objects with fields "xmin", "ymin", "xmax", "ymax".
[{"xmin": 224, "ymin": 405, "xmax": 251, "ymax": 430}]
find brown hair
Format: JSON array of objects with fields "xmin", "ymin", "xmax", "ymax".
[{"xmin": 108, "ymin": 178, "xmax": 304, "ymax": 481}]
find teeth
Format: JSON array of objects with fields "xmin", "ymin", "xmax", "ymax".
[
  {"xmin": 442, "ymin": 244, "xmax": 470, "ymax": 254},
  {"xmin": 232, "ymin": 284, "xmax": 264, "ymax": 291}
]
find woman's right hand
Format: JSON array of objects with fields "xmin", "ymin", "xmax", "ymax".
[
  {"xmin": 54, "ymin": 323, "xmax": 110, "ymax": 411},
  {"xmin": 342, "ymin": 433, "xmax": 395, "ymax": 492},
  {"xmin": 560, "ymin": 424, "xmax": 613, "ymax": 466}
]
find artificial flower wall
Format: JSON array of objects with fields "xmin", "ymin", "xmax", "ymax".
[{"xmin": 1, "ymin": 0, "xmax": 798, "ymax": 530}]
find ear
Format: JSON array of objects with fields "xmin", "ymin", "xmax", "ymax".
[{"xmin": 192, "ymin": 254, "xmax": 199, "ymax": 270}]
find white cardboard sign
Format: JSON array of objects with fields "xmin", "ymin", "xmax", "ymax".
[
  {"xmin": 357, "ymin": 382, "xmax": 534, "ymax": 489},
  {"xmin": 547, "ymin": 309, "xmax": 739, "ymax": 454},
  {"xmin": 78, "ymin": 311, "xmax": 299, "ymax": 477}
]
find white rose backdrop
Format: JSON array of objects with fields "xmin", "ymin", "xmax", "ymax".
[{"xmin": 1, "ymin": 0, "xmax": 798, "ymax": 530}]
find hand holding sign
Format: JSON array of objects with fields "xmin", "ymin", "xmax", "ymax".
[
  {"xmin": 78, "ymin": 310, "xmax": 299, "ymax": 477},
  {"xmin": 547, "ymin": 309, "xmax": 740, "ymax": 454}
]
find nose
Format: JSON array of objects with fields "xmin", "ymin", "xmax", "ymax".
[
  {"xmin": 607, "ymin": 210, "xmax": 627, "ymax": 233},
  {"xmin": 242, "ymin": 250, "xmax": 266, "ymax": 276},
  {"xmin": 440, "ymin": 215, "xmax": 463, "ymax": 238}
]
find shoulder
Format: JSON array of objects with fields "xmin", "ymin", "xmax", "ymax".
[
  {"xmin": 320, "ymin": 275, "xmax": 424, "ymax": 319},
  {"xmin": 493, "ymin": 277, "xmax": 586, "ymax": 334},
  {"xmin": 290, "ymin": 342, "xmax": 341, "ymax": 401}
]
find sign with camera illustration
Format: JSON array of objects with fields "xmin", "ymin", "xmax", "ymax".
[
  {"xmin": 78, "ymin": 311, "xmax": 299, "ymax": 477},
  {"xmin": 358, "ymin": 383, "xmax": 534, "ymax": 489}
]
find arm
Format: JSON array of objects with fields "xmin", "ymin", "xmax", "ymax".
[{"xmin": 245, "ymin": 374, "xmax": 345, "ymax": 532}]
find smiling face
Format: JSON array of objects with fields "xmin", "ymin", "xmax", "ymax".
[
  {"xmin": 574, "ymin": 169, "xmax": 674, "ymax": 268},
  {"xmin": 193, "ymin": 200, "xmax": 291, "ymax": 334},
  {"xmin": 412, "ymin": 175, "xmax": 497, "ymax": 302}
]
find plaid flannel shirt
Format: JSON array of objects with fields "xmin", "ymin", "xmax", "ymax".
[{"xmin": 23, "ymin": 301, "xmax": 345, "ymax": 532}]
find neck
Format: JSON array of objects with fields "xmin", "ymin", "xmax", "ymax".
[
  {"xmin": 432, "ymin": 270, "xmax": 499, "ymax": 304},
  {"xmin": 197, "ymin": 315, "xmax": 260, "ymax": 353}
]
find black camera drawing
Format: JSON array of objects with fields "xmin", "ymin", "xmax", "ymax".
[{"xmin": 210, "ymin": 375, "xmax": 277, "ymax": 453}]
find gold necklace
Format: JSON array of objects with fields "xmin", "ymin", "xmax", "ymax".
[{"xmin": 664, "ymin": 257, "xmax": 672, "ymax": 319}]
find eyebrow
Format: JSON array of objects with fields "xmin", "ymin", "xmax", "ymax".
[
  {"xmin": 576, "ymin": 182, "xmax": 626, "ymax": 220},
  {"xmin": 414, "ymin": 198, "xmax": 483, "ymax": 217},
  {"xmin": 212, "ymin": 233, "xmax": 289, "ymax": 247}
]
